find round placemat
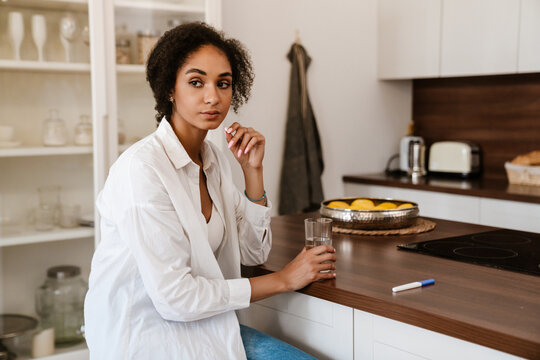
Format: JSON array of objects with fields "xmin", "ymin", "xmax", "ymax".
[{"xmin": 333, "ymin": 217, "xmax": 436, "ymax": 236}]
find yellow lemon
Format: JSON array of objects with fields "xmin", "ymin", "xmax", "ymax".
[
  {"xmin": 350, "ymin": 199, "xmax": 375, "ymax": 210},
  {"xmin": 373, "ymin": 202, "xmax": 397, "ymax": 210},
  {"xmin": 327, "ymin": 201, "xmax": 350, "ymax": 209},
  {"xmin": 397, "ymin": 203, "xmax": 414, "ymax": 209}
]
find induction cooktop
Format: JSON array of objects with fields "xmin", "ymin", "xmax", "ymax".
[{"xmin": 398, "ymin": 229, "xmax": 540, "ymax": 276}]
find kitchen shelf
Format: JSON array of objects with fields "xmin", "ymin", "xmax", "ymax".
[
  {"xmin": 0, "ymin": 227, "xmax": 94, "ymax": 247},
  {"xmin": 19, "ymin": 342, "xmax": 88, "ymax": 360},
  {"xmin": 0, "ymin": 146, "xmax": 93, "ymax": 158},
  {"xmin": 114, "ymin": 0, "xmax": 205, "ymax": 14},
  {"xmin": 117, "ymin": 64, "xmax": 146, "ymax": 74},
  {"xmin": 0, "ymin": 60, "xmax": 90, "ymax": 73},
  {"xmin": 0, "ymin": 0, "xmax": 88, "ymax": 12}
]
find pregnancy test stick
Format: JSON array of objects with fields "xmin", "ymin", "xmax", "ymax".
[{"xmin": 392, "ymin": 279, "xmax": 435, "ymax": 293}]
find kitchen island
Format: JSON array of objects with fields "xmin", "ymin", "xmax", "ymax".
[{"xmin": 239, "ymin": 213, "xmax": 540, "ymax": 360}]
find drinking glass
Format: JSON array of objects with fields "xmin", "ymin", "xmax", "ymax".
[
  {"xmin": 35, "ymin": 205, "xmax": 54, "ymax": 231},
  {"xmin": 8, "ymin": 12, "xmax": 24, "ymax": 61},
  {"xmin": 304, "ymin": 218, "xmax": 316, "ymax": 249},
  {"xmin": 59, "ymin": 13, "xmax": 78, "ymax": 62},
  {"xmin": 315, "ymin": 218, "xmax": 333, "ymax": 273},
  {"xmin": 32, "ymin": 14, "xmax": 47, "ymax": 62},
  {"xmin": 38, "ymin": 185, "xmax": 61, "ymax": 224},
  {"xmin": 59, "ymin": 204, "xmax": 80, "ymax": 228}
]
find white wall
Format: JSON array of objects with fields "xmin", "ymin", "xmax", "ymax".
[{"xmin": 221, "ymin": 0, "xmax": 412, "ymax": 216}]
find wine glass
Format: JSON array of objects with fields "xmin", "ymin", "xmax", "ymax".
[
  {"xmin": 59, "ymin": 13, "xmax": 78, "ymax": 62},
  {"xmin": 8, "ymin": 12, "xmax": 24, "ymax": 61},
  {"xmin": 32, "ymin": 14, "xmax": 47, "ymax": 62},
  {"xmin": 81, "ymin": 25, "xmax": 90, "ymax": 47}
]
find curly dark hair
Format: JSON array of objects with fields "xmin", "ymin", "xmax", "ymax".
[{"xmin": 146, "ymin": 22, "xmax": 254, "ymax": 124}]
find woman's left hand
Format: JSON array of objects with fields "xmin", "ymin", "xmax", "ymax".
[{"xmin": 224, "ymin": 122, "xmax": 265, "ymax": 170}]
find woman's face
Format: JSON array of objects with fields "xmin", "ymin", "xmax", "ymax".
[{"xmin": 170, "ymin": 45, "xmax": 233, "ymax": 132}]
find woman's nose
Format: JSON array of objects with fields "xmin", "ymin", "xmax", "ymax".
[{"xmin": 204, "ymin": 84, "xmax": 219, "ymax": 105}]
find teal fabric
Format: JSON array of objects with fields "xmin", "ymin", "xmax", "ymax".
[{"xmin": 240, "ymin": 325, "xmax": 317, "ymax": 359}]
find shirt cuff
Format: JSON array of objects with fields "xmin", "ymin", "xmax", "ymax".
[
  {"xmin": 244, "ymin": 198, "xmax": 272, "ymax": 228},
  {"xmin": 227, "ymin": 278, "xmax": 251, "ymax": 310}
]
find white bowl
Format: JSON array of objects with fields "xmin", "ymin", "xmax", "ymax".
[{"xmin": 0, "ymin": 126, "xmax": 14, "ymax": 141}]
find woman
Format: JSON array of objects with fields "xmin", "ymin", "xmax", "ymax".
[{"xmin": 84, "ymin": 22, "xmax": 336, "ymax": 359}]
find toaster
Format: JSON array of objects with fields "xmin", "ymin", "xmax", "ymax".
[{"xmin": 428, "ymin": 141, "xmax": 481, "ymax": 177}]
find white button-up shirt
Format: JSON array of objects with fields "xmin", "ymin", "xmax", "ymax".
[{"xmin": 84, "ymin": 119, "xmax": 272, "ymax": 359}]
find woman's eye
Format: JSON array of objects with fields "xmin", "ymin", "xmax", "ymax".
[
  {"xmin": 189, "ymin": 80, "xmax": 203, "ymax": 88},
  {"xmin": 218, "ymin": 81, "xmax": 231, "ymax": 89}
]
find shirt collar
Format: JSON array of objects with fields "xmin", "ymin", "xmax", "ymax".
[{"xmin": 156, "ymin": 118, "xmax": 215, "ymax": 171}]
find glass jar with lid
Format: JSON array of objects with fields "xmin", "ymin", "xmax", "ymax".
[
  {"xmin": 35, "ymin": 265, "xmax": 88, "ymax": 346},
  {"xmin": 42, "ymin": 109, "xmax": 67, "ymax": 146},
  {"xmin": 73, "ymin": 114, "xmax": 92, "ymax": 145}
]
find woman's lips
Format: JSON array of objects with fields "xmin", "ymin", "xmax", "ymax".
[{"xmin": 201, "ymin": 111, "xmax": 220, "ymax": 119}]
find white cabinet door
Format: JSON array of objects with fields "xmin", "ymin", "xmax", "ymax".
[
  {"xmin": 480, "ymin": 198, "xmax": 540, "ymax": 233},
  {"xmin": 440, "ymin": 0, "xmax": 520, "ymax": 77},
  {"xmin": 378, "ymin": 0, "xmax": 442, "ymax": 79},
  {"xmin": 238, "ymin": 292, "xmax": 354, "ymax": 360},
  {"xmin": 344, "ymin": 183, "xmax": 480, "ymax": 224},
  {"xmin": 354, "ymin": 309, "xmax": 524, "ymax": 360},
  {"xmin": 518, "ymin": 0, "xmax": 540, "ymax": 72}
]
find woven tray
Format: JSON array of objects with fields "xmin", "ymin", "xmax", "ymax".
[{"xmin": 333, "ymin": 217, "xmax": 436, "ymax": 236}]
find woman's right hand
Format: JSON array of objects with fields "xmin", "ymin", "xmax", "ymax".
[{"xmin": 277, "ymin": 245, "xmax": 336, "ymax": 291}]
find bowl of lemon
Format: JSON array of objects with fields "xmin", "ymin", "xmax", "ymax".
[{"xmin": 320, "ymin": 197, "xmax": 419, "ymax": 230}]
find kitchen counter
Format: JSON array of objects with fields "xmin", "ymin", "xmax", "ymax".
[
  {"xmin": 241, "ymin": 213, "xmax": 540, "ymax": 359},
  {"xmin": 342, "ymin": 173, "xmax": 540, "ymax": 204}
]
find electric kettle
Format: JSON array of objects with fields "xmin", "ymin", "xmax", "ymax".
[{"xmin": 399, "ymin": 136, "xmax": 424, "ymax": 173}]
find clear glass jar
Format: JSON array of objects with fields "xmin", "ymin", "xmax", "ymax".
[
  {"xmin": 137, "ymin": 29, "xmax": 159, "ymax": 64},
  {"xmin": 73, "ymin": 114, "xmax": 92, "ymax": 145},
  {"xmin": 35, "ymin": 266, "xmax": 88, "ymax": 347},
  {"xmin": 116, "ymin": 39, "xmax": 131, "ymax": 64},
  {"xmin": 42, "ymin": 109, "xmax": 67, "ymax": 146}
]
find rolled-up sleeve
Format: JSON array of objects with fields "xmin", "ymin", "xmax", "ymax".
[
  {"xmin": 233, "ymin": 188, "xmax": 273, "ymax": 266},
  {"xmin": 113, "ymin": 159, "xmax": 251, "ymax": 322}
]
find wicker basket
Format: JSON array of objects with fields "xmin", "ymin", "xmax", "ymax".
[{"xmin": 505, "ymin": 162, "xmax": 540, "ymax": 186}]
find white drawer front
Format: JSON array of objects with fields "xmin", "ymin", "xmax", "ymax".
[
  {"xmin": 370, "ymin": 311, "xmax": 523, "ymax": 360},
  {"xmin": 480, "ymin": 198, "xmax": 540, "ymax": 233},
  {"xmin": 238, "ymin": 292, "xmax": 353, "ymax": 360}
]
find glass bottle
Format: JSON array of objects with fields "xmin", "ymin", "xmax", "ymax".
[
  {"xmin": 35, "ymin": 265, "xmax": 88, "ymax": 347},
  {"xmin": 118, "ymin": 118, "xmax": 126, "ymax": 145},
  {"xmin": 73, "ymin": 114, "xmax": 92, "ymax": 145},
  {"xmin": 42, "ymin": 109, "xmax": 67, "ymax": 146}
]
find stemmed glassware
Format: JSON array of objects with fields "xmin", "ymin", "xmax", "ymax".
[
  {"xmin": 32, "ymin": 14, "xmax": 47, "ymax": 62},
  {"xmin": 8, "ymin": 12, "xmax": 24, "ymax": 61},
  {"xmin": 59, "ymin": 13, "xmax": 78, "ymax": 62}
]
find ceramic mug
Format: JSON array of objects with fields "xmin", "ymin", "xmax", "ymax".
[{"xmin": 0, "ymin": 126, "xmax": 14, "ymax": 141}]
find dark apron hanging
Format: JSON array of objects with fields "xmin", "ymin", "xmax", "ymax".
[{"xmin": 279, "ymin": 43, "xmax": 324, "ymax": 215}]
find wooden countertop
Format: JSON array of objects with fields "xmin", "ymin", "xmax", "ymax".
[
  {"xmin": 342, "ymin": 173, "xmax": 540, "ymax": 204},
  {"xmin": 242, "ymin": 213, "xmax": 540, "ymax": 359}
]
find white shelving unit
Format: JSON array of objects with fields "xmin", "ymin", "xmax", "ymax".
[
  {"xmin": 115, "ymin": 0, "xmax": 205, "ymax": 14},
  {"xmin": 0, "ymin": 1, "xmax": 219, "ymax": 358},
  {"xmin": 0, "ymin": 227, "xmax": 94, "ymax": 247},
  {"xmin": 116, "ymin": 64, "xmax": 145, "ymax": 74},
  {"xmin": 0, "ymin": 60, "xmax": 91, "ymax": 73},
  {"xmin": 1, "ymin": 0, "xmax": 88, "ymax": 11},
  {"xmin": 0, "ymin": 146, "xmax": 93, "ymax": 157},
  {"xmin": 18, "ymin": 342, "xmax": 88, "ymax": 360}
]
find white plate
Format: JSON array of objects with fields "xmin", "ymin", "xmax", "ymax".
[{"xmin": 0, "ymin": 140, "xmax": 21, "ymax": 148}]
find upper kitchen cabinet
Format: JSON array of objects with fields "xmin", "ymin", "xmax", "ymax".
[
  {"xmin": 378, "ymin": 0, "xmax": 442, "ymax": 79},
  {"xmin": 518, "ymin": 0, "xmax": 540, "ymax": 72},
  {"xmin": 440, "ymin": 0, "xmax": 520, "ymax": 77},
  {"xmin": 378, "ymin": 0, "xmax": 539, "ymax": 79}
]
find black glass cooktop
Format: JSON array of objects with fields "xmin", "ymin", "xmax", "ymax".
[{"xmin": 398, "ymin": 229, "xmax": 540, "ymax": 276}]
